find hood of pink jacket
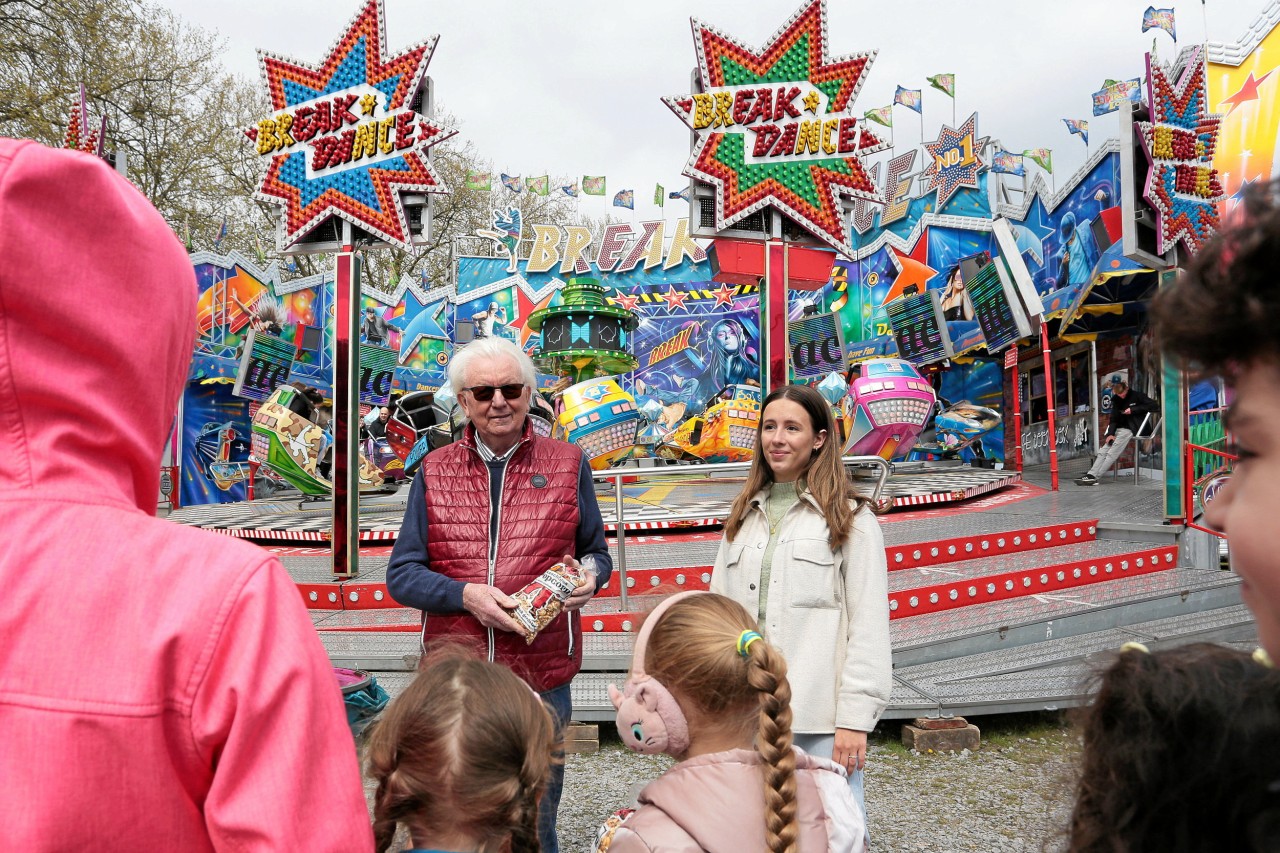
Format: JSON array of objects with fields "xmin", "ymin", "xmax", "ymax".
[{"xmin": 0, "ymin": 139, "xmax": 195, "ymax": 508}]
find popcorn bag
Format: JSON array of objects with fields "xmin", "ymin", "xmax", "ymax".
[{"xmin": 508, "ymin": 561, "xmax": 585, "ymax": 645}]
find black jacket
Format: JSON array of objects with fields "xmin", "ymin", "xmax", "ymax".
[{"xmin": 1107, "ymin": 387, "xmax": 1159, "ymax": 436}]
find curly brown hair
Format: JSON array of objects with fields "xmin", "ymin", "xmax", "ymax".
[
  {"xmin": 1067, "ymin": 643, "xmax": 1280, "ymax": 852},
  {"xmin": 643, "ymin": 593, "xmax": 799, "ymax": 853},
  {"xmin": 365, "ymin": 647, "xmax": 556, "ymax": 853},
  {"xmin": 1151, "ymin": 180, "xmax": 1280, "ymax": 374}
]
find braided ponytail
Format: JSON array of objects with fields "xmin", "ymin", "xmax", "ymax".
[{"xmin": 746, "ymin": 642, "xmax": 799, "ymax": 853}]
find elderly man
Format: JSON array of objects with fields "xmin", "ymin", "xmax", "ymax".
[
  {"xmin": 387, "ymin": 336, "xmax": 612, "ymax": 853},
  {"xmin": 1075, "ymin": 375, "xmax": 1159, "ymax": 485}
]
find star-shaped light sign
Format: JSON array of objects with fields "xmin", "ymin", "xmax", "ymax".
[
  {"xmin": 247, "ymin": 0, "xmax": 455, "ymax": 251},
  {"xmin": 1137, "ymin": 45, "xmax": 1224, "ymax": 257},
  {"xmin": 921, "ymin": 112, "xmax": 989, "ymax": 211},
  {"xmin": 662, "ymin": 0, "xmax": 885, "ymax": 256}
]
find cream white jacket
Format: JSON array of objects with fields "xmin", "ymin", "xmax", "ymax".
[{"xmin": 710, "ymin": 489, "xmax": 891, "ymax": 733}]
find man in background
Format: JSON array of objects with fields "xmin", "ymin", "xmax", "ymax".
[{"xmin": 1076, "ymin": 375, "xmax": 1159, "ymax": 485}]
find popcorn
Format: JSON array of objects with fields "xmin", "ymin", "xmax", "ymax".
[{"xmin": 508, "ymin": 562, "xmax": 587, "ymax": 644}]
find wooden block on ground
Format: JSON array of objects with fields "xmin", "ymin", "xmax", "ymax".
[
  {"xmin": 564, "ymin": 723, "xmax": 599, "ymax": 754},
  {"xmin": 902, "ymin": 719, "xmax": 980, "ymax": 753}
]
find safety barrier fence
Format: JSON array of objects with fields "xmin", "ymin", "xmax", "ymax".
[
  {"xmin": 1183, "ymin": 406, "xmax": 1233, "ymax": 538},
  {"xmin": 591, "ymin": 456, "xmax": 891, "ymax": 609}
]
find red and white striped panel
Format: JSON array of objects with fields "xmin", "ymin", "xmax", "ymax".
[
  {"xmin": 594, "ymin": 567, "xmax": 714, "ymax": 599},
  {"xmin": 887, "ymin": 546, "xmax": 1179, "ymax": 620},
  {"xmin": 604, "ymin": 518, "xmax": 721, "ymax": 533},
  {"xmin": 886, "ymin": 521, "xmax": 1099, "ymax": 571}
]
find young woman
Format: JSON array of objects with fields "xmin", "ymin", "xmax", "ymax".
[
  {"xmin": 710, "ymin": 384, "xmax": 892, "ymax": 826},
  {"xmin": 366, "ymin": 649, "xmax": 556, "ymax": 853},
  {"xmin": 601, "ymin": 592, "xmax": 865, "ymax": 852}
]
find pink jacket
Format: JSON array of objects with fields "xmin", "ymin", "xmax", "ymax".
[
  {"xmin": 0, "ymin": 139, "xmax": 373, "ymax": 851},
  {"xmin": 603, "ymin": 748, "xmax": 865, "ymax": 852}
]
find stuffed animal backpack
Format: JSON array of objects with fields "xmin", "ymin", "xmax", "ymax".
[{"xmin": 607, "ymin": 591, "xmax": 705, "ymax": 755}]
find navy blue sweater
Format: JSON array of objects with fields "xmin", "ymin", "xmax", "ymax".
[{"xmin": 387, "ymin": 452, "xmax": 612, "ymax": 613}]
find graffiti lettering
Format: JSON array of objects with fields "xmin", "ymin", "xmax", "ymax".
[{"xmin": 647, "ymin": 326, "xmax": 694, "ymax": 367}]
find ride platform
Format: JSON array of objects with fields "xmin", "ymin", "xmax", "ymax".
[
  {"xmin": 306, "ymin": 458, "xmax": 1251, "ymax": 721},
  {"xmin": 169, "ymin": 457, "xmax": 1251, "ymax": 720},
  {"xmin": 166, "ymin": 461, "xmax": 1020, "ymax": 543}
]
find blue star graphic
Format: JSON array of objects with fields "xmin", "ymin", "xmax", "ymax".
[
  {"xmin": 398, "ymin": 297, "xmax": 449, "ymax": 361},
  {"xmin": 583, "ymin": 384, "xmax": 607, "ymax": 401},
  {"xmin": 1015, "ymin": 197, "xmax": 1056, "ymax": 268},
  {"xmin": 1230, "ymin": 176, "xmax": 1255, "ymax": 207}
]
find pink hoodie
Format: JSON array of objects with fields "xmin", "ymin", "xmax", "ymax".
[
  {"xmin": 604, "ymin": 748, "xmax": 865, "ymax": 852},
  {"xmin": 0, "ymin": 139, "xmax": 373, "ymax": 851}
]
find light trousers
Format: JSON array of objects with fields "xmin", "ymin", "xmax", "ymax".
[{"xmin": 1087, "ymin": 428, "xmax": 1134, "ymax": 477}]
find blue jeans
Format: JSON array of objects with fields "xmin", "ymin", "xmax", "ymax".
[
  {"xmin": 538, "ymin": 683, "xmax": 573, "ymax": 853},
  {"xmin": 793, "ymin": 732, "xmax": 868, "ymax": 841}
]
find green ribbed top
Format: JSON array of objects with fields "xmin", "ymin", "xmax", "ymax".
[{"xmin": 759, "ymin": 480, "xmax": 799, "ymax": 623}]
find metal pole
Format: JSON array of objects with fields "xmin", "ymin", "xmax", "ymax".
[
  {"xmin": 614, "ymin": 470, "xmax": 628, "ymax": 610},
  {"xmin": 780, "ymin": 240, "xmax": 790, "ymax": 388},
  {"xmin": 1041, "ymin": 321, "xmax": 1058, "ymax": 490},
  {"xmin": 1090, "ymin": 340, "xmax": 1100, "ymax": 456},
  {"xmin": 1009, "ymin": 348, "xmax": 1022, "ymax": 472},
  {"xmin": 333, "ymin": 221, "xmax": 362, "ymax": 579}
]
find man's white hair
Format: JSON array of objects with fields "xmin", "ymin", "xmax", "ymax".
[{"xmin": 448, "ymin": 336, "xmax": 538, "ymax": 394}]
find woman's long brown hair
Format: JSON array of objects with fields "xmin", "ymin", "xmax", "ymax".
[{"xmin": 724, "ymin": 384, "xmax": 867, "ymax": 548}]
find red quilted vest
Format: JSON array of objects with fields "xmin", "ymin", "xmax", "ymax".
[{"xmin": 421, "ymin": 420, "xmax": 584, "ymax": 691}]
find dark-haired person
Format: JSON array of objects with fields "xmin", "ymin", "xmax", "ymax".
[
  {"xmin": 1151, "ymin": 179, "xmax": 1280, "ymax": 660},
  {"xmin": 710, "ymin": 384, "xmax": 891, "ymax": 838},
  {"xmin": 386, "ymin": 335, "xmax": 612, "ymax": 853},
  {"xmin": 1067, "ymin": 643, "xmax": 1280, "ymax": 851},
  {"xmin": 1074, "ymin": 375, "xmax": 1158, "ymax": 486}
]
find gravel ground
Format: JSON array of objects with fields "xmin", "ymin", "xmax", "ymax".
[
  {"xmin": 557, "ymin": 715, "xmax": 1077, "ymax": 853},
  {"xmin": 365, "ymin": 713, "xmax": 1078, "ymax": 852}
]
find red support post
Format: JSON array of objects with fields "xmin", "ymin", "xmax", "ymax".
[
  {"xmin": 1041, "ymin": 322, "xmax": 1058, "ymax": 490},
  {"xmin": 332, "ymin": 233, "xmax": 362, "ymax": 579},
  {"xmin": 247, "ymin": 460, "xmax": 259, "ymax": 502},
  {"xmin": 763, "ymin": 239, "xmax": 789, "ymax": 393},
  {"xmin": 1006, "ymin": 346, "xmax": 1022, "ymax": 472}
]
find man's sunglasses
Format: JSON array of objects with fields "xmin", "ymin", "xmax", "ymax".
[{"xmin": 462, "ymin": 383, "xmax": 526, "ymax": 402}]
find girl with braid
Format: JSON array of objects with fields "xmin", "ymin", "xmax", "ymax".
[
  {"xmin": 366, "ymin": 649, "xmax": 556, "ymax": 853},
  {"xmin": 600, "ymin": 592, "xmax": 865, "ymax": 852},
  {"xmin": 712, "ymin": 385, "xmax": 891, "ymax": 836}
]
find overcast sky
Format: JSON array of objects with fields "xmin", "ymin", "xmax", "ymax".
[{"xmin": 164, "ymin": 0, "xmax": 1265, "ymax": 222}]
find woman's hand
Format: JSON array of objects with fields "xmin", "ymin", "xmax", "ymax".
[{"xmin": 832, "ymin": 727, "xmax": 868, "ymax": 772}]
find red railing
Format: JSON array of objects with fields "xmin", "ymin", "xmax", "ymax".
[{"xmin": 1183, "ymin": 440, "xmax": 1235, "ymax": 538}]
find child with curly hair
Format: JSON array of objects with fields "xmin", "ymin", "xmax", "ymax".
[
  {"xmin": 1152, "ymin": 180, "xmax": 1280, "ymax": 659},
  {"xmin": 601, "ymin": 592, "xmax": 865, "ymax": 853},
  {"xmin": 1067, "ymin": 642, "xmax": 1280, "ymax": 851},
  {"xmin": 366, "ymin": 650, "xmax": 557, "ymax": 853}
]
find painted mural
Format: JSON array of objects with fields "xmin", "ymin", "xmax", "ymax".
[
  {"xmin": 184, "ymin": 251, "xmax": 334, "ymax": 505},
  {"xmin": 1210, "ymin": 2, "xmax": 1280, "ymax": 207}
]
